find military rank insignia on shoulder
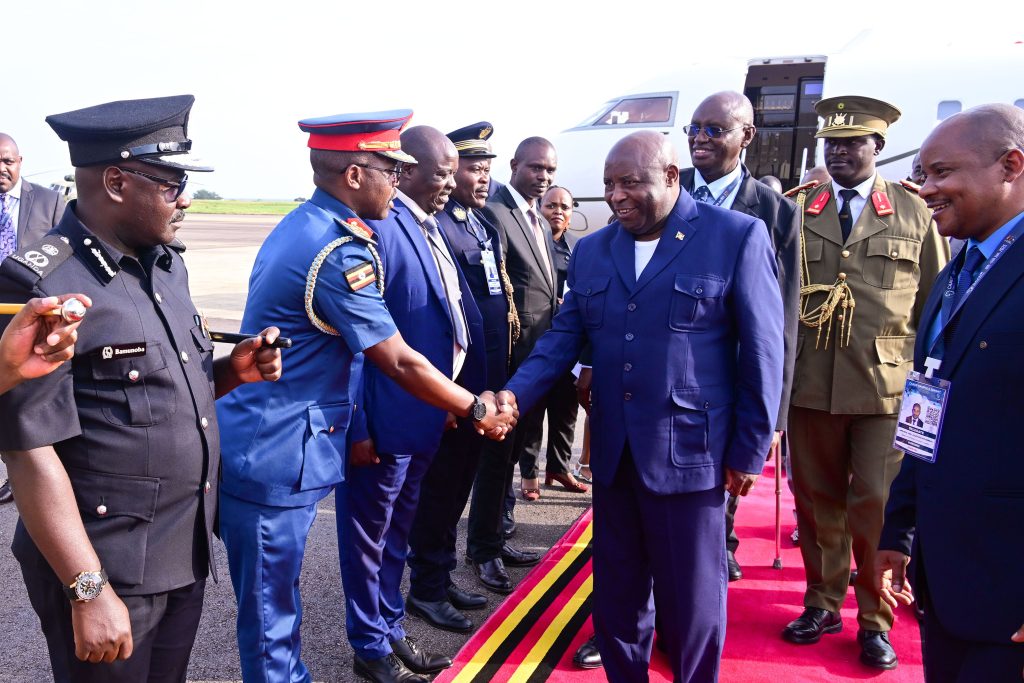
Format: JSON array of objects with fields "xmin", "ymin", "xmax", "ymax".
[
  {"xmin": 345, "ymin": 261, "xmax": 377, "ymax": 292},
  {"xmin": 899, "ymin": 179, "xmax": 922, "ymax": 194},
  {"xmin": 452, "ymin": 207, "xmax": 467, "ymax": 222},
  {"xmin": 783, "ymin": 179, "xmax": 820, "ymax": 199},
  {"xmin": 7, "ymin": 236, "xmax": 74, "ymax": 280},
  {"xmin": 339, "ymin": 217, "xmax": 376, "ymax": 243}
]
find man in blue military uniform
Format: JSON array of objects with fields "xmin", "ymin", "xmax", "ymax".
[
  {"xmin": 405, "ymin": 122, "xmax": 520, "ymax": 630},
  {"xmin": 217, "ymin": 112, "xmax": 512, "ymax": 683},
  {"xmin": 336, "ymin": 124, "xmax": 489, "ymax": 681},
  {"xmin": 497, "ymin": 131, "xmax": 783, "ymax": 682},
  {"xmin": 0, "ymin": 95, "xmax": 284, "ymax": 683}
]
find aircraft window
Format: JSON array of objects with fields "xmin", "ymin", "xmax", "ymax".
[
  {"xmin": 590, "ymin": 96, "xmax": 674, "ymax": 126},
  {"xmin": 760, "ymin": 94, "xmax": 796, "ymax": 112},
  {"xmin": 1015, "ymin": 99, "xmax": 1024, "ymax": 109},
  {"xmin": 803, "ymin": 82, "xmax": 823, "ymax": 96},
  {"xmin": 937, "ymin": 100, "xmax": 962, "ymax": 120}
]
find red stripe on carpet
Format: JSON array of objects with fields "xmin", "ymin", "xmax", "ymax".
[{"xmin": 442, "ymin": 463, "xmax": 924, "ymax": 682}]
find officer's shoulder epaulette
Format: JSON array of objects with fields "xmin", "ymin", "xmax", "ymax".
[
  {"xmin": 167, "ymin": 238, "xmax": 187, "ymax": 253},
  {"xmin": 5, "ymin": 234, "xmax": 75, "ymax": 281},
  {"xmin": 899, "ymin": 179, "xmax": 921, "ymax": 194},
  {"xmin": 338, "ymin": 217, "xmax": 376, "ymax": 244},
  {"xmin": 783, "ymin": 179, "xmax": 820, "ymax": 198}
]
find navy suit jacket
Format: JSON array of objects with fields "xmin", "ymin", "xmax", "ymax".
[
  {"xmin": 362, "ymin": 198, "xmax": 485, "ymax": 456},
  {"xmin": 505, "ymin": 192, "xmax": 784, "ymax": 494},
  {"xmin": 680, "ymin": 167, "xmax": 799, "ymax": 430},
  {"xmin": 879, "ymin": 219, "xmax": 1024, "ymax": 643},
  {"xmin": 436, "ymin": 201, "xmax": 512, "ymax": 390}
]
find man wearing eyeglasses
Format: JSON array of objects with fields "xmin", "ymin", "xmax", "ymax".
[
  {"xmin": 0, "ymin": 95, "xmax": 285, "ymax": 682},
  {"xmin": 681, "ymin": 91, "xmax": 801, "ymax": 587},
  {"xmin": 216, "ymin": 113, "xmax": 511, "ymax": 683},
  {"xmin": 783, "ymin": 96, "xmax": 947, "ymax": 670}
]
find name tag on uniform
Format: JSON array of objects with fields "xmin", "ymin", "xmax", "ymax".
[
  {"xmin": 481, "ymin": 249, "xmax": 502, "ymax": 296},
  {"xmin": 892, "ymin": 371, "xmax": 950, "ymax": 463},
  {"xmin": 96, "ymin": 343, "xmax": 148, "ymax": 360}
]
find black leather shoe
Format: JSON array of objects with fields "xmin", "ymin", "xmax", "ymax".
[
  {"xmin": 447, "ymin": 584, "xmax": 487, "ymax": 611},
  {"xmin": 782, "ymin": 607, "xmax": 842, "ymax": 644},
  {"xmin": 501, "ymin": 542, "xmax": 541, "ymax": 567},
  {"xmin": 727, "ymin": 550, "xmax": 743, "ymax": 582},
  {"xmin": 573, "ymin": 635, "xmax": 602, "ymax": 669},
  {"xmin": 0, "ymin": 480, "xmax": 13, "ymax": 505},
  {"xmin": 406, "ymin": 596, "xmax": 472, "ymax": 633},
  {"xmin": 849, "ymin": 569, "xmax": 858, "ymax": 586},
  {"xmin": 390, "ymin": 636, "xmax": 452, "ymax": 674},
  {"xmin": 470, "ymin": 557, "xmax": 514, "ymax": 594},
  {"xmin": 858, "ymin": 630, "xmax": 898, "ymax": 670},
  {"xmin": 503, "ymin": 508, "xmax": 517, "ymax": 539},
  {"xmin": 353, "ymin": 653, "xmax": 429, "ymax": 683}
]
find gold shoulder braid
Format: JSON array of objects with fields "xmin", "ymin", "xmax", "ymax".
[
  {"xmin": 498, "ymin": 258, "xmax": 521, "ymax": 353},
  {"xmin": 797, "ymin": 190, "xmax": 855, "ymax": 349},
  {"xmin": 305, "ymin": 237, "xmax": 386, "ymax": 335}
]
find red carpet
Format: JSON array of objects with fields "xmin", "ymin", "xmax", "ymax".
[{"xmin": 437, "ymin": 461, "xmax": 923, "ymax": 682}]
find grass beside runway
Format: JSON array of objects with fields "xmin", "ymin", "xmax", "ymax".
[{"xmin": 189, "ymin": 199, "xmax": 300, "ymax": 215}]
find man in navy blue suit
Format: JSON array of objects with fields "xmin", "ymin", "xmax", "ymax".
[
  {"xmin": 875, "ymin": 103, "xmax": 1024, "ymax": 681},
  {"xmin": 498, "ymin": 131, "xmax": 784, "ymax": 682},
  {"xmin": 337, "ymin": 125, "xmax": 490, "ymax": 682}
]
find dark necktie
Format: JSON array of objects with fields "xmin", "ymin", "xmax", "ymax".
[
  {"xmin": 940, "ymin": 245, "xmax": 986, "ymax": 349},
  {"xmin": 837, "ymin": 189, "xmax": 859, "ymax": 243},
  {"xmin": 0, "ymin": 193, "xmax": 15, "ymax": 261},
  {"xmin": 692, "ymin": 185, "xmax": 712, "ymax": 203}
]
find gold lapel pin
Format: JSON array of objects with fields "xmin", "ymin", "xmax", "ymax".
[{"xmin": 675, "ymin": 231, "xmax": 685, "ymax": 240}]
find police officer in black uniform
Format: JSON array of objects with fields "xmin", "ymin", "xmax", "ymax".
[{"xmin": 0, "ymin": 95, "xmax": 282, "ymax": 682}]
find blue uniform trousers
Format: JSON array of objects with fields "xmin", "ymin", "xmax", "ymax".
[
  {"xmin": 219, "ymin": 491, "xmax": 320, "ymax": 683},
  {"xmin": 592, "ymin": 449, "xmax": 728, "ymax": 683},
  {"xmin": 336, "ymin": 450, "xmax": 433, "ymax": 659}
]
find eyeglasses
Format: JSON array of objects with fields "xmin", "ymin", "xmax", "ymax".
[
  {"xmin": 116, "ymin": 167, "xmax": 188, "ymax": 202},
  {"xmin": 353, "ymin": 162, "xmax": 403, "ymax": 185},
  {"xmin": 683, "ymin": 124, "xmax": 747, "ymax": 139}
]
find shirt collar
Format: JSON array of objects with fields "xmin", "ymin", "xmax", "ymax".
[
  {"xmin": 970, "ymin": 209, "xmax": 1024, "ymax": 259},
  {"xmin": 506, "ymin": 184, "xmax": 534, "ymax": 216},
  {"xmin": 832, "ymin": 173, "xmax": 876, "ymax": 199},
  {"xmin": 693, "ymin": 163, "xmax": 743, "ymax": 200},
  {"xmin": 395, "ymin": 189, "xmax": 431, "ymax": 225},
  {"xmin": 5, "ymin": 177, "xmax": 22, "ymax": 200}
]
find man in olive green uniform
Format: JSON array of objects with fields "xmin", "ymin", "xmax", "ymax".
[{"xmin": 782, "ymin": 96, "xmax": 948, "ymax": 671}]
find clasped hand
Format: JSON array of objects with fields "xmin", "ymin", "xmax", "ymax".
[{"xmin": 475, "ymin": 390, "xmax": 518, "ymax": 440}]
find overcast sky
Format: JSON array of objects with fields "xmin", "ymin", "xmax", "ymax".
[{"xmin": 8, "ymin": 1, "xmax": 1023, "ymax": 199}]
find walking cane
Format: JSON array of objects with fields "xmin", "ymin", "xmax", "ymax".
[{"xmin": 772, "ymin": 436, "xmax": 783, "ymax": 570}]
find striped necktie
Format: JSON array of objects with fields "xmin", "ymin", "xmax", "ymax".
[{"xmin": 0, "ymin": 194, "xmax": 16, "ymax": 261}]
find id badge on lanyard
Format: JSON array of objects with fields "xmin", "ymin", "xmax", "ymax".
[
  {"xmin": 892, "ymin": 370, "xmax": 950, "ymax": 463},
  {"xmin": 481, "ymin": 249, "xmax": 503, "ymax": 295}
]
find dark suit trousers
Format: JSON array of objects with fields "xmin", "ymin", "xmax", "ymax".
[
  {"xmin": 407, "ymin": 420, "xmax": 482, "ymax": 601},
  {"xmin": 467, "ymin": 435, "xmax": 516, "ymax": 562},
  {"xmin": 592, "ymin": 448, "xmax": 727, "ymax": 683},
  {"xmin": 542, "ymin": 370, "xmax": 579, "ymax": 475},
  {"xmin": 20, "ymin": 553, "xmax": 205, "ymax": 683}
]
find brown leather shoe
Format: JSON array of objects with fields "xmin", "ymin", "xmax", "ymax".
[{"xmin": 545, "ymin": 472, "xmax": 588, "ymax": 493}]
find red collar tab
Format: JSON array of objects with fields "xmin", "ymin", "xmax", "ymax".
[
  {"xmin": 871, "ymin": 191, "xmax": 894, "ymax": 216},
  {"xmin": 806, "ymin": 190, "xmax": 831, "ymax": 215},
  {"xmin": 341, "ymin": 217, "xmax": 375, "ymax": 242}
]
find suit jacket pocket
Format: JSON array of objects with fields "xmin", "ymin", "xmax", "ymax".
[
  {"xmin": 69, "ymin": 467, "xmax": 160, "ymax": 587},
  {"xmin": 572, "ymin": 276, "xmax": 610, "ymax": 329},
  {"xmin": 862, "ymin": 236, "xmax": 922, "ymax": 289},
  {"xmin": 300, "ymin": 401, "xmax": 352, "ymax": 491},
  {"xmin": 669, "ymin": 388, "xmax": 711, "ymax": 467},
  {"xmin": 873, "ymin": 335, "xmax": 915, "ymax": 398},
  {"xmin": 669, "ymin": 274, "xmax": 726, "ymax": 331}
]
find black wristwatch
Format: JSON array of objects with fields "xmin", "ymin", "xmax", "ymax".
[
  {"xmin": 63, "ymin": 568, "xmax": 108, "ymax": 602},
  {"xmin": 469, "ymin": 395, "xmax": 488, "ymax": 422}
]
